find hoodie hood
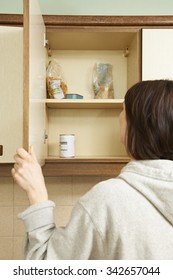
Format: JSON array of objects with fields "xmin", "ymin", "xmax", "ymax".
[{"xmin": 119, "ymin": 159, "xmax": 173, "ymax": 226}]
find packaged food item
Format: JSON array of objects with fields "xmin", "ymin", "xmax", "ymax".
[
  {"xmin": 65, "ymin": 93, "xmax": 83, "ymax": 99},
  {"xmin": 46, "ymin": 59, "xmax": 67, "ymax": 99},
  {"xmin": 59, "ymin": 134, "xmax": 75, "ymax": 158},
  {"xmin": 92, "ymin": 63, "xmax": 114, "ymax": 99}
]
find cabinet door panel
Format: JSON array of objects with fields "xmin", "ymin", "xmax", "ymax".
[
  {"xmin": 142, "ymin": 29, "xmax": 173, "ymax": 80},
  {"xmin": 0, "ymin": 26, "xmax": 23, "ymax": 163},
  {"xmin": 23, "ymin": 0, "xmax": 47, "ymax": 165}
]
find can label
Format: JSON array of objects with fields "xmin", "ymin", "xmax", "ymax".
[{"xmin": 59, "ymin": 134, "xmax": 75, "ymax": 158}]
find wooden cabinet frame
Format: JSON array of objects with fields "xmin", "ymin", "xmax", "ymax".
[
  {"xmin": 0, "ymin": 14, "xmax": 173, "ymax": 176},
  {"xmin": 1, "ymin": 14, "xmax": 173, "ymax": 27}
]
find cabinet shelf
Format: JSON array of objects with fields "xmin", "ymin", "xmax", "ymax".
[
  {"xmin": 46, "ymin": 98, "xmax": 124, "ymax": 109},
  {"xmin": 42, "ymin": 156, "xmax": 130, "ymax": 176},
  {"xmin": 45, "ymin": 156, "xmax": 129, "ymax": 163}
]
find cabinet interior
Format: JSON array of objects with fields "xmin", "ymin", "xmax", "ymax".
[{"xmin": 45, "ymin": 28, "xmax": 140, "ymax": 160}]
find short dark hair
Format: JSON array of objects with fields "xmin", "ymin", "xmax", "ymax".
[{"xmin": 124, "ymin": 79, "xmax": 173, "ymax": 160}]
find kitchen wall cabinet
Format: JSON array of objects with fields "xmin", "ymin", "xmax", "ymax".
[
  {"xmin": 43, "ymin": 16, "xmax": 141, "ymax": 173},
  {"xmin": 0, "ymin": 4, "xmax": 173, "ymax": 175},
  {"xmin": 142, "ymin": 28, "xmax": 173, "ymax": 80}
]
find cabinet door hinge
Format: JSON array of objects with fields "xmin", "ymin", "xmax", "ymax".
[
  {"xmin": 44, "ymin": 33, "xmax": 52, "ymax": 56},
  {"xmin": 44, "ymin": 33, "xmax": 48, "ymax": 47},
  {"xmin": 44, "ymin": 131, "xmax": 48, "ymax": 144}
]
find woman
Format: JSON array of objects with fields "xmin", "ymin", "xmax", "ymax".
[{"xmin": 12, "ymin": 79, "xmax": 173, "ymax": 259}]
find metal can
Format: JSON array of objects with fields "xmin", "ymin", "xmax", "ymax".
[{"xmin": 59, "ymin": 134, "xmax": 75, "ymax": 158}]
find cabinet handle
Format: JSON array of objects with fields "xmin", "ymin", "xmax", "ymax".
[{"xmin": 0, "ymin": 145, "xmax": 3, "ymax": 156}]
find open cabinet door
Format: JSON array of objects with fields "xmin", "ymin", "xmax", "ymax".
[
  {"xmin": 23, "ymin": 0, "xmax": 47, "ymax": 165},
  {"xmin": 0, "ymin": 26, "xmax": 23, "ymax": 163}
]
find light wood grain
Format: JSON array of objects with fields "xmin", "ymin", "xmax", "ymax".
[{"xmin": 0, "ymin": 26, "xmax": 23, "ymax": 162}]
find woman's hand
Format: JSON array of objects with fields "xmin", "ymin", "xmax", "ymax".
[{"xmin": 11, "ymin": 146, "xmax": 48, "ymax": 205}]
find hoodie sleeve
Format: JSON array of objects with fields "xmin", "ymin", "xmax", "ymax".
[{"xmin": 18, "ymin": 200, "xmax": 105, "ymax": 260}]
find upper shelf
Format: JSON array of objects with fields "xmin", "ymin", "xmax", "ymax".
[{"xmin": 46, "ymin": 98, "xmax": 124, "ymax": 109}]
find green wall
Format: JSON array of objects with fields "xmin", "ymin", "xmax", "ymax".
[{"xmin": 0, "ymin": 0, "xmax": 173, "ymax": 15}]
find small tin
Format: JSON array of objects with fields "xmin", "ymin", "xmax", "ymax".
[
  {"xmin": 65, "ymin": 93, "xmax": 83, "ymax": 99},
  {"xmin": 59, "ymin": 134, "xmax": 75, "ymax": 158}
]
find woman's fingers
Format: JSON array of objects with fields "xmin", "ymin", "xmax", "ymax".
[
  {"xmin": 13, "ymin": 153, "xmax": 24, "ymax": 165},
  {"xmin": 16, "ymin": 147, "xmax": 31, "ymax": 160},
  {"xmin": 13, "ymin": 147, "xmax": 36, "ymax": 167}
]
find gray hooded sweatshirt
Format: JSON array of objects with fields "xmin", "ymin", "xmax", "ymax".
[{"xmin": 18, "ymin": 159, "xmax": 173, "ymax": 259}]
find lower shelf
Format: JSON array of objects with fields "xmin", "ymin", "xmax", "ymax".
[
  {"xmin": 45, "ymin": 156, "xmax": 129, "ymax": 162},
  {"xmin": 43, "ymin": 157, "xmax": 130, "ymax": 176}
]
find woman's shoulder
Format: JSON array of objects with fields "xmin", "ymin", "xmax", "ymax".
[{"xmin": 78, "ymin": 177, "xmax": 128, "ymax": 210}]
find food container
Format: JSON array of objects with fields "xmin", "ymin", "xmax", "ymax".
[
  {"xmin": 59, "ymin": 134, "xmax": 75, "ymax": 158},
  {"xmin": 65, "ymin": 93, "xmax": 83, "ymax": 99}
]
